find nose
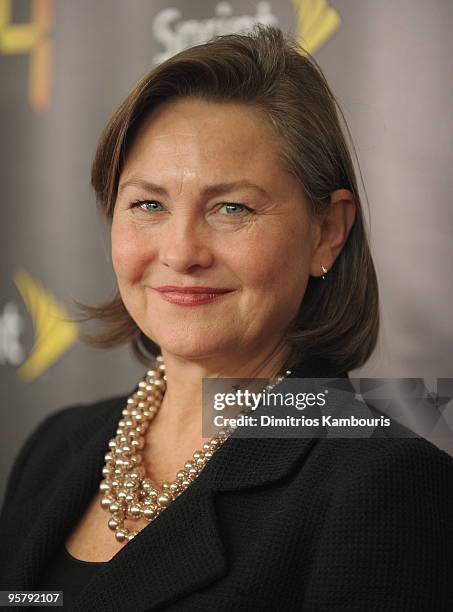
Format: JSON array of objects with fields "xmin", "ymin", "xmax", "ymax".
[{"xmin": 158, "ymin": 215, "xmax": 214, "ymax": 273}]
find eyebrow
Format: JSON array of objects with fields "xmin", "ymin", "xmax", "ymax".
[{"xmin": 117, "ymin": 178, "xmax": 270, "ymax": 199}]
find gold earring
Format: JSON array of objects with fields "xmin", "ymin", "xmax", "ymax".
[{"xmin": 321, "ymin": 264, "xmax": 328, "ymax": 280}]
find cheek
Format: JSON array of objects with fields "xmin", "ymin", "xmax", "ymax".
[
  {"xmin": 111, "ymin": 217, "xmax": 148, "ymax": 282},
  {"xmin": 230, "ymin": 224, "xmax": 309, "ymax": 293}
]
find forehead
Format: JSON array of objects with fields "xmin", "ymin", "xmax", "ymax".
[{"xmin": 123, "ymin": 98, "xmax": 284, "ymax": 178}]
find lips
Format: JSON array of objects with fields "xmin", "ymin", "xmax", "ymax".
[
  {"xmin": 155, "ymin": 286, "xmax": 234, "ymax": 294},
  {"xmin": 153, "ymin": 286, "xmax": 235, "ymax": 306}
]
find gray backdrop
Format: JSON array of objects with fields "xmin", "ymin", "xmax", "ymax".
[{"xmin": 1, "ymin": 0, "xmax": 452, "ymax": 503}]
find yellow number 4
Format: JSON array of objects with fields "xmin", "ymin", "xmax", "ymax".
[{"xmin": 0, "ymin": 0, "xmax": 53, "ymax": 111}]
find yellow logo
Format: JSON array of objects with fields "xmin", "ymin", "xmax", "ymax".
[
  {"xmin": 0, "ymin": 0, "xmax": 53, "ymax": 111},
  {"xmin": 292, "ymin": 0, "xmax": 341, "ymax": 54},
  {"xmin": 14, "ymin": 268, "xmax": 78, "ymax": 381}
]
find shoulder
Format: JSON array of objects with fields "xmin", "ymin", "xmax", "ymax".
[
  {"xmin": 39, "ymin": 393, "xmax": 129, "ymax": 434},
  {"xmin": 302, "ymin": 436, "xmax": 453, "ymax": 560},
  {"xmin": 285, "ymin": 434, "xmax": 453, "ymax": 539},
  {"xmin": 19, "ymin": 392, "xmax": 128, "ymax": 451},
  {"xmin": 309, "ymin": 435, "xmax": 453, "ymax": 499},
  {"xmin": 0, "ymin": 393, "xmax": 129, "ymax": 508}
]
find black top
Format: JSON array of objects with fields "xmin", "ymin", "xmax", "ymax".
[
  {"xmin": 38, "ymin": 546, "xmax": 105, "ymax": 607},
  {"xmin": 1, "ymin": 362, "xmax": 453, "ymax": 611}
]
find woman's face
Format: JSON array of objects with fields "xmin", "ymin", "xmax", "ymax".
[{"xmin": 112, "ymin": 97, "xmax": 320, "ymax": 363}]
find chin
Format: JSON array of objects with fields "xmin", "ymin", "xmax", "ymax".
[{"xmin": 148, "ymin": 329, "xmax": 235, "ymax": 362}]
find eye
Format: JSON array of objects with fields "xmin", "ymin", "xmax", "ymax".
[
  {"xmin": 131, "ymin": 199, "xmax": 164, "ymax": 212},
  {"xmin": 219, "ymin": 203, "xmax": 252, "ymax": 216}
]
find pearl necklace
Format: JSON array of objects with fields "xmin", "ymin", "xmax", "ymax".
[{"xmin": 99, "ymin": 355, "xmax": 292, "ymax": 543}]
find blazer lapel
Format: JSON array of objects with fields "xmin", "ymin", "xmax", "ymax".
[
  {"xmin": 71, "ymin": 437, "xmax": 323, "ymax": 612},
  {"xmin": 73, "ymin": 360, "xmax": 348, "ymax": 611},
  {"xmin": 73, "ymin": 481, "xmax": 228, "ymax": 611}
]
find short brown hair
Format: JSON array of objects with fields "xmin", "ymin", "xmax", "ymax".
[{"xmin": 78, "ymin": 25, "xmax": 379, "ymax": 375}]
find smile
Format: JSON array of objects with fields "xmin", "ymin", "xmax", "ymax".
[{"xmin": 153, "ymin": 286, "xmax": 235, "ymax": 307}]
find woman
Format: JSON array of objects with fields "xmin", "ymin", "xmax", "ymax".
[{"xmin": 1, "ymin": 25, "xmax": 452, "ymax": 611}]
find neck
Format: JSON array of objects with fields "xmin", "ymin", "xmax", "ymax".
[{"xmin": 149, "ymin": 340, "xmax": 295, "ymax": 445}]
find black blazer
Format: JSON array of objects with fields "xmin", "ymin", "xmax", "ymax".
[{"xmin": 1, "ymin": 362, "xmax": 453, "ymax": 611}]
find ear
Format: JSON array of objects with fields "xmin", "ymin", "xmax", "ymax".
[{"xmin": 309, "ymin": 189, "xmax": 356, "ymax": 278}]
